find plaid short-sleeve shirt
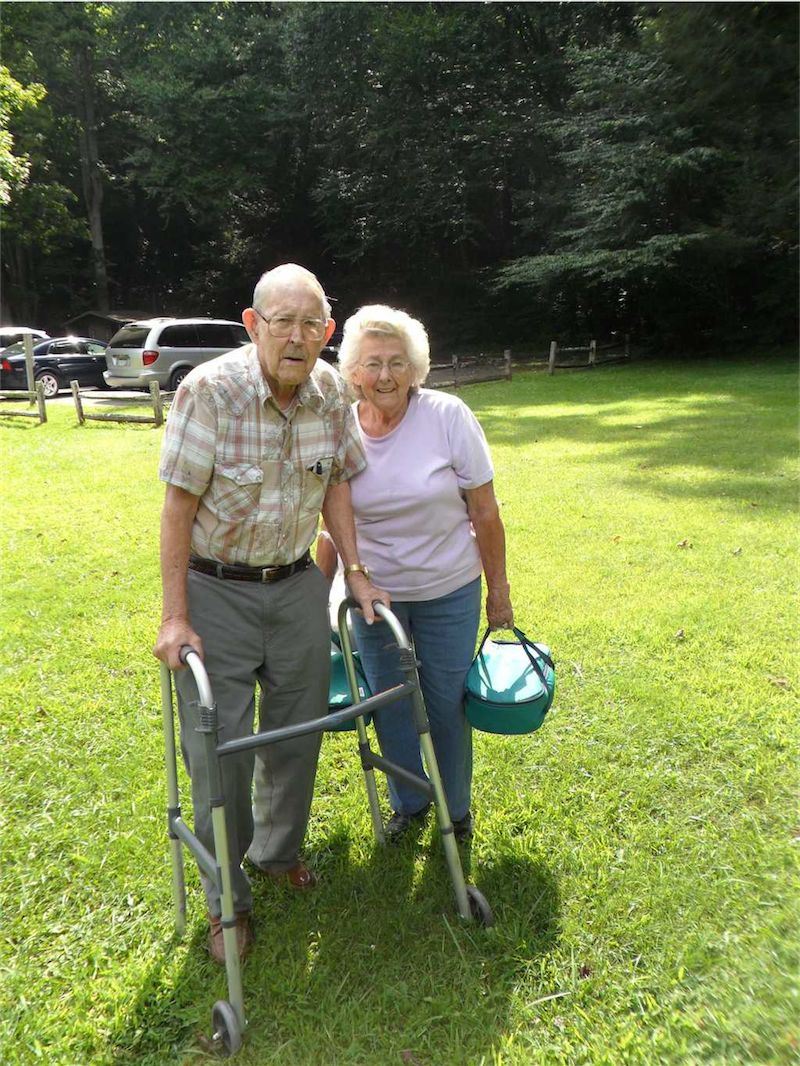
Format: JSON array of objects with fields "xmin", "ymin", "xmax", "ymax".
[{"xmin": 159, "ymin": 344, "xmax": 365, "ymax": 565}]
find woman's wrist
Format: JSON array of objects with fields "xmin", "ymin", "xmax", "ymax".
[{"xmin": 344, "ymin": 562, "xmax": 371, "ymax": 581}]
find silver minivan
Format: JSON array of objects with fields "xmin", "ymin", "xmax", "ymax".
[{"xmin": 103, "ymin": 318, "xmax": 249, "ymax": 391}]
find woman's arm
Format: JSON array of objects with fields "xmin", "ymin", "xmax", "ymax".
[
  {"xmin": 464, "ymin": 480, "xmax": 514, "ymax": 630},
  {"xmin": 314, "ymin": 526, "xmax": 339, "ymax": 581},
  {"xmin": 322, "ymin": 479, "xmax": 391, "ymax": 623}
]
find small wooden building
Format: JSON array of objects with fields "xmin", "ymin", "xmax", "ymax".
[{"xmin": 62, "ymin": 309, "xmax": 156, "ymax": 342}]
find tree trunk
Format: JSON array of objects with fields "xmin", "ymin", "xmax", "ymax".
[
  {"xmin": 76, "ymin": 44, "xmax": 109, "ymax": 312},
  {"xmin": 2, "ymin": 239, "xmax": 35, "ymax": 322}
]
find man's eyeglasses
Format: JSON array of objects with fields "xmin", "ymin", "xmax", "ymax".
[
  {"xmin": 359, "ymin": 359, "xmax": 411, "ymax": 377},
  {"xmin": 252, "ymin": 307, "xmax": 327, "ymax": 341}
]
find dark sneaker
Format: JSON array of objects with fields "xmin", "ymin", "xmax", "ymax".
[
  {"xmin": 385, "ymin": 803, "xmax": 431, "ymax": 843},
  {"xmin": 453, "ymin": 810, "xmax": 474, "ymax": 843}
]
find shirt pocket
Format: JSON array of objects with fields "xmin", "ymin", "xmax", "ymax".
[
  {"xmin": 211, "ymin": 463, "xmax": 264, "ymax": 520},
  {"xmin": 300, "ymin": 455, "xmax": 334, "ymax": 515}
]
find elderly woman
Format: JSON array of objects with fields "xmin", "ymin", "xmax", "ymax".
[{"xmin": 318, "ymin": 305, "xmax": 514, "ymax": 842}]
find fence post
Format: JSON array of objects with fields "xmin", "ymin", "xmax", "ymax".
[
  {"xmin": 451, "ymin": 354, "xmax": 459, "ymax": 390},
  {"xmin": 589, "ymin": 339, "xmax": 596, "ymax": 367},
  {"xmin": 548, "ymin": 341, "xmax": 558, "ymax": 375},
  {"xmin": 35, "ymin": 380, "xmax": 47, "ymax": 424},
  {"xmin": 503, "ymin": 349, "xmax": 512, "ymax": 379},
  {"xmin": 150, "ymin": 381, "xmax": 164, "ymax": 426},
  {"xmin": 71, "ymin": 379, "xmax": 85, "ymax": 424},
  {"xmin": 23, "ymin": 333, "xmax": 35, "ymax": 403}
]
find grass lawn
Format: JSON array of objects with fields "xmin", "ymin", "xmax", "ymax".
[{"xmin": 1, "ymin": 352, "xmax": 797, "ymax": 1065}]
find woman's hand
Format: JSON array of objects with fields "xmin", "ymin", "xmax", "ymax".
[
  {"xmin": 346, "ymin": 571, "xmax": 391, "ymax": 624},
  {"xmin": 486, "ymin": 583, "xmax": 514, "ymax": 631}
]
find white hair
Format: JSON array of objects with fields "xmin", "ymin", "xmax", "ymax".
[
  {"xmin": 252, "ymin": 263, "xmax": 332, "ymax": 319},
  {"xmin": 338, "ymin": 305, "xmax": 430, "ymax": 391}
]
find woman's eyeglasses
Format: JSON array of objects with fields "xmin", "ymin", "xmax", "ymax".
[{"xmin": 359, "ymin": 359, "xmax": 410, "ymax": 377}]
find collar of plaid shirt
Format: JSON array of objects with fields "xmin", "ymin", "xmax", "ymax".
[{"xmin": 229, "ymin": 344, "xmax": 329, "ymax": 418}]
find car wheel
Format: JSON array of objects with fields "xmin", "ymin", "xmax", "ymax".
[
  {"xmin": 36, "ymin": 370, "xmax": 62, "ymax": 398},
  {"xmin": 169, "ymin": 367, "xmax": 189, "ymax": 391}
]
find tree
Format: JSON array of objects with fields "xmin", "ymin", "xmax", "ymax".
[
  {"xmin": 1, "ymin": 2, "xmax": 122, "ymax": 319},
  {"xmin": 0, "ymin": 65, "xmax": 44, "ymax": 206},
  {"xmin": 1, "ymin": 2, "xmax": 795, "ymax": 347},
  {"xmin": 494, "ymin": 3, "xmax": 798, "ymax": 345}
]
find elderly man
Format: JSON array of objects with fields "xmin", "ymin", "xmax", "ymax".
[{"xmin": 154, "ymin": 264, "xmax": 387, "ymax": 964}]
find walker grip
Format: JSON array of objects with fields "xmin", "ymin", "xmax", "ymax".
[{"xmin": 177, "ymin": 645, "xmax": 214, "ymax": 709}]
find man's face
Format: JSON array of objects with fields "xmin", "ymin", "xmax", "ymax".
[{"xmin": 243, "ymin": 277, "xmax": 332, "ymax": 402}]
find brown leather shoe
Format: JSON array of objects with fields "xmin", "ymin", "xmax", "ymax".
[
  {"xmin": 249, "ymin": 860, "xmax": 318, "ymax": 890},
  {"xmin": 207, "ymin": 911, "xmax": 254, "ymax": 966}
]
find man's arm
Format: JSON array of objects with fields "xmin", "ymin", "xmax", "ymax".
[
  {"xmin": 321, "ymin": 479, "xmax": 390, "ymax": 623},
  {"xmin": 465, "ymin": 481, "xmax": 514, "ymax": 630},
  {"xmin": 153, "ymin": 484, "xmax": 204, "ymax": 668}
]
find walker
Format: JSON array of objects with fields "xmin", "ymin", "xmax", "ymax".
[{"xmin": 160, "ymin": 600, "xmax": 494, "ymax": 1056}]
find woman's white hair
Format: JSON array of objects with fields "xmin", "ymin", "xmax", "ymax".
[{"xmin": 338, "ymin": 305, "xmax": 430, "ymax": 391}]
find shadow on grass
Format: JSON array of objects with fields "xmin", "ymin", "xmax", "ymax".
[
  {"xmin": 0, "ymin": 416, "xmax": 43, "ymax": 432},
  {"xmin": 473, "ymin": 359, "xmax": 797, "ymax": 513},
  {"xmin": 107, "ymin": 828, "xmax": 559, "ymax": 1064}
]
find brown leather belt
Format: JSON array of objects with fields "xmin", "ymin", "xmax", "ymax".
[{"xmin": 189, "ymin": 551, "xmax": 312, "ymax": 583}]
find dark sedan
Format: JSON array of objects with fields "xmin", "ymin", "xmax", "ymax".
[{"xmin": 0, "ymin": 336, "xmax": 109, "ymax": 398}]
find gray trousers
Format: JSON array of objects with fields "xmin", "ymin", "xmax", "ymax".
[{"xmin": 175, "ymin": 563, "xmax": 330, "ymax": 917}]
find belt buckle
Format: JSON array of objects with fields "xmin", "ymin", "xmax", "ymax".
[{"xmin": 260, "ymin": 565, "xmax": 280, "ymax": 583}]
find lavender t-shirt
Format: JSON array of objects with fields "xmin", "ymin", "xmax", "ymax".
[{"xmin": 349, "ymin": 389, "xmax": 494, "ymax": 600}]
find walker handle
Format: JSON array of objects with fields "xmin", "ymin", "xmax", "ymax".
[
  {"xmin": 373, "ymin": 602, "xmax": 410, "ymax": 650},
  {"xmin": 178, "ymin": 644, "xmax": 214, "ymax": 709},
  {"xmin": 340, "ymin": 598, "xmax": 411, "ymax": 651}
]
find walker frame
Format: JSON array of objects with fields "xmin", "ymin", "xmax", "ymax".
[{"xmin": 160, "ymin": 600, "xmax": 493, "ymax": 1056}]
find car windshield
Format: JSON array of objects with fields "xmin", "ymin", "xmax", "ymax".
[{"xmin": 2, "ymin": 342, "xmax": 24, "ymax": 355}]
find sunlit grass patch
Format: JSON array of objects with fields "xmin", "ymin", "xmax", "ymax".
[{"xmin": 1, "ymin": 353, "xmax": 797, "ymax": 1064}]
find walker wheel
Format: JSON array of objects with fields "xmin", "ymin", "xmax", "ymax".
[
  {"xmin": 465, "ymin": 885, "xmax": 495, "ymax": 927},
  {"xmin": 211, "ymin": 1000, "xmax": 242, "ymax": 1056}
]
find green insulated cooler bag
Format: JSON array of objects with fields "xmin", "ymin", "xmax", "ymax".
[
  {"xmin": 327, "ymin": 639, "xmax": 372, "ymax": 731},
  {"xmin": 465, "ymin": 626, "xmax": 555, "ymax": 735}
]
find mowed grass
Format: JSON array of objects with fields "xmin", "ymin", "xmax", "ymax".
[{"xmin": 1, "ymin": 353, "xmax": 797, "ymax": 1066}]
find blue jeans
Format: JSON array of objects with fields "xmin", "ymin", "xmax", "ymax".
[{"xmin": 351, "ymin": 577, "xmax": 481, "ymax": 822}]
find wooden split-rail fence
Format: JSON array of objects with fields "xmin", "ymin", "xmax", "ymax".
[
  {"xmin": 429, "ymin": 349, "xmax": 512, "ymax": 389},
  {"xmin": 0, "ymin": 381, "xmax": 48, "ymax": 423},
  {"xmin": 71, "ymin": 380, "xmax": 166, "ymax": 426},
  {"xmin": 547, "ymin": 336, "xmax": 630, "ymax": 374},
  {"xmin": 0, "ymin": 333, "xmax": 48, "ymax": 423}
]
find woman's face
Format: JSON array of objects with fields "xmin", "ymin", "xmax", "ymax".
[{"xmin": 353, "ymin": 334, "xmax": 413, "ymax": 418}]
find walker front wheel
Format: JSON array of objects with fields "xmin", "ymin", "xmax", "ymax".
[
  {"xmin": 211, "ymin": 1000, "xmax": 242, "ymax": 1056},
  {"xmin": 465, "ymin": 885, "xmax": 495, "ymax": 927}
]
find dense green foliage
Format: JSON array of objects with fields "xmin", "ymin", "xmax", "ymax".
[{"xmin": 1, "ymin": 2, "xmax": 796, "ymax": 348}]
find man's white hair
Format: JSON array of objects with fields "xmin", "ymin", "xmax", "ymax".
[
  {"xmin": 338, "ymin": 304, "xmax": 430, "ymax": 390},
  {"xmin": 252, "ymin": 263, "xmax": 332, "ymax": 319}
]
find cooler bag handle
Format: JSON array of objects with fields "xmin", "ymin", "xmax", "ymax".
[{"xmin": 476, "ymin": 626, "xmax": 554, "ymax": 687}]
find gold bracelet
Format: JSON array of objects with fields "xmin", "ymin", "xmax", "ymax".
[{"xmin": 343, "ymin": 563, "xmax": 371, "ymax": 580}]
